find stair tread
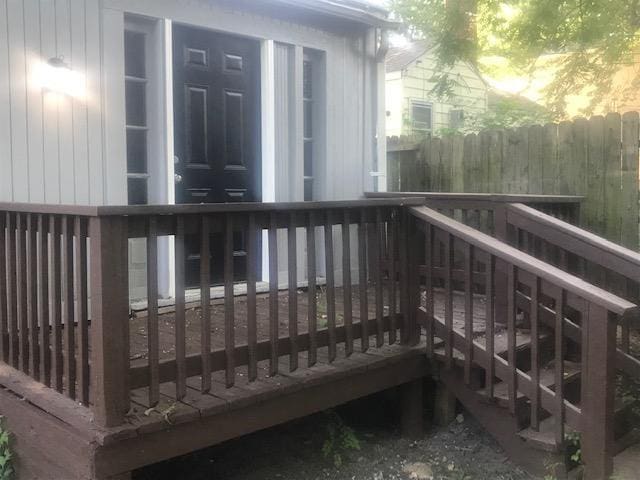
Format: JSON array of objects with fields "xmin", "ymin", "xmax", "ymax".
[
  {"xmin": 518, "ymin": 416, "xmax": 572, "ymax": 452},
  {"xmin": 474, "ymin": 328, "xmax": 552, "ymax": 356},
  {"xmin": 614, "ymin": 442, "xmax": 640, "ymax": 479},
  {"xmin": 478, "ymin": 360, "xmax": 581, "ymax": 401}
]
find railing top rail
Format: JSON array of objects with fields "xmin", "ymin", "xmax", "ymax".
[
  {"xmin": 366, "ymin": 192, "xmax": 584, "ymax": 204},
  {"xmin": 508, "ymin": 202, "xmax": 640, "ymax": 267},
  {"xmin": 410, "ymin": 205, "xmax": 637, "ymax": 317},
  {"xmin": 0, "ymin": 197, "xmax": 425, "ymax": 218}
]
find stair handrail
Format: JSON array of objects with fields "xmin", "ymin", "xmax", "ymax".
[{"xmin": 410, "ymin": 205, "xmax": 638, "ymax": 319}]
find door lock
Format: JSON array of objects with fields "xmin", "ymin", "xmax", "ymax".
[{"xmin": 174, "ymin": 173, "xmax": 183, "ymax": 184}]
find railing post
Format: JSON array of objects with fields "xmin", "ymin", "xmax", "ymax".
[
  {"xmin": 581, "ymin": 303, "xmax": 616, "ymax": 480},
  {"xmin": 493, "ymin": 204, "xmax": 509, "ymax": 325},
  {"xmin": 89, "ymin": 216, "xmax": 130, "ymax": 428},
  {"xmin": 406, "ymin": 210, "xmax": 421, "ymax": 346}
]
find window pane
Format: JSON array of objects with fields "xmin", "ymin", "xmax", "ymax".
[
  {"xmin": 304, "ymin": 140, "xmax": 313, "ymax": 177},
  {"xmin": 303, "ymin": 60, "xmax": 312, "ymax": 99},
  {"xmin": 304, "ymin": 100, "xmax": 312, "ymax": 139},
  {"xmin": 304, "ymin": 178, "xmax": 313, "ymax": 202},
  {"xmin": 412, "ymin": 103, "xmax": 432, "ymax": 129},
  {"xmin": 128, "ymin": 177, "xmax": 148, "ymax": 205},
  {"xmin": 125, "ymin": 31, "xmax": 146, "ymax": 78},
  {"xmin": 126, "ymin": 129, "xmax": 147, "ymax": 174},
  {"xmin": 126, "ymin": 81, "xmax": 146, "ymax": 127}
]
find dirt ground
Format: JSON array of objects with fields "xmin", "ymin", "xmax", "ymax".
[{"xmin": 134, "ymin": 389, "xmax": 534, "ymax": 480}]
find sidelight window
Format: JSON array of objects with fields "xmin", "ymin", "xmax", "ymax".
[{"xmin": 303, "ymin": 54, "xmax": 314, "ymax": 201}]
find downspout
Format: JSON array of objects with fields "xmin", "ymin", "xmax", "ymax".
[{"xmin": 371, "ymin": 28, "xmax": 390, "ymax": 192}]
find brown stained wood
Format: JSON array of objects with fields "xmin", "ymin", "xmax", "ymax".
[
  {"xmin": 16, "ymin": 213, "xmax": 28, "ymax": 373},
  {"xmin": 324, "ymin": 211, "xmax": 337, "ymax": 362},
  {"xmin": 463, "ymin": 242, "xmax": 473, "ymax": 385},
  {"xmin": 147, "ymin": 217, "xmax": 160, "ymax": 405},
  {"xmin": 399, "ymin": 209, "xmax": 409, "ymax": 344},
  {"xmin": 388, "ymin": 210, "xmax": 398, "ymax": 346},
  {"xmin": 200, "ymin": 216, "xmax": 212, "ymax": 392},
  {"xmin": 49, "ymin": 215, "xmax": 62, "ymax": 392},
  {"xmin": 374, "ymin": 208, "xmax": 384, "ymax": 347},
  {"xmin": 530, "ymin": 276, "xmax": 541, "ymax": 431},
  {"xmin": 36, "ymin": 215, "xmax": 50, "ymax": 386},
  {"xmin": 0, "ymin": 213, "xmax": 7, "ymax": 364},
  {"xmin": 175, "ymin": 216, "xmax": 187, "ymax": 400},
  {"xmin": 424, "ymin": 223, "xmax": 434, "ymax": 356},
  {"xmin": 342, "ymin": 210, "xmax": 353, "ymax": 355},
  {"xmin": 74, "ymin": 217, "xmax": 89, "ymax": 405},
  {"xmin": 485, "ymin": 255, "xmax": 495, "ymax": 399},
  {"xmin": 247, "ymin": 213, "xmax": 258, "ymax": 380},
  {"xmin": 287, "ymin": 214, "xmax": 298, "ymax": 371},
  {"xmin": 358, "ymin": 209, "xmax": 369, "ymax": 352},
  {"xmin": 224, "ymin": 214, "xmax": 235, "ymax": 388},
  {"xmin": 554, "ymin": 289, "xmax": 565, "ymax": 447},
  {"xmin": 62, "ymin": 216, "xmax": 75, "ymax": 399},
  {"xmin": 444, "ymin": 232, "xmax": 454, "ymax": 369},
  {"xmin": 89, "ymin": 216, "xmax": 130, "ymax": 427},
  {"xmin": 507, "ymin": 264, "xmax": 517, "ymax": 415},
  {"xmin": 27, "ymin": 214, "xmax": 39, "ymax": 379},
  {"xmin": 269, "ymin": 213, "xmax": 279, "ymax": 376},
  {"xmin": 307, "ymin": 212, "xmax": 317, "ymax": 366}
]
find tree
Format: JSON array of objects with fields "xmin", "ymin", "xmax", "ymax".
[{"xmin": 390, "ymin": 0, "xmax": 640, "ymax": 117}]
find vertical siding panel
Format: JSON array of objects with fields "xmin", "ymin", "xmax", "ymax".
[
  {"xmin": 86, "ymin": 0, "xmax": 104, "ymax": 205},
  {"xmin": 7, "ymin": 0, "xmax": 29, "ymax": 202},
  {"xmin": 0, "ymin": 0, "xmax": 12, "ymax": 201},
  {"xmin": 40, "ymin": 0, "xmax": 60, "ymax": 203},
  {"xmin": 24, "ymin": 0, "xmax": 45, "ymax": 203},
  {"xmin": 55, "ymin": 0, "xmax": 75, "ymax": 204},
  {"xmin": 70, "ymin": 0, "xmax": 89, "ymax": 204}
]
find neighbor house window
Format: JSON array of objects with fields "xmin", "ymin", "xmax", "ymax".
[
  {"xmin": 450, "ymin": 109, "xmax": 465, "ymax": 129},
  {"xmin": 303, "ymin": 54, "xmax": 314, "ymax": 201},
  {"xmin": 411, "ymin": 100, "xmax": 432, "ymax": 132},
  {"xmin": 125, "ymin": 29, "xmax": 149, "ymax": 205}
]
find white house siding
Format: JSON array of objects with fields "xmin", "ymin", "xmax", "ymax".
[{"xmin": 386, "ymin": 51, "xmax": 489, "ymax": 136}]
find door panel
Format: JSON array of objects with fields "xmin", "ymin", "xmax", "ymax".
[{"xmin": 173, "ymin": 25, "xmax": 261, "ymax": 286}]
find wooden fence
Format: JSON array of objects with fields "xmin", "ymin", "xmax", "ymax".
[{"xmin": 387, "ymin": 112, "xmax": 640, "ymax": 250}]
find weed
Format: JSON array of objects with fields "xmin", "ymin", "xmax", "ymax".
[
  {"xmin": 321, "ymin": 410, "xmax": 360, "ymax": 468},
  {"xmin": 565, "ymin": 431, "xmax": 582, "ymax": 465},
  {"xmin": 0, "ymin": 418, "xmax": 13, "ymax": 480}
]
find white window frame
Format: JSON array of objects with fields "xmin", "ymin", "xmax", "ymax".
[{"xmin": 410, "ymin": 99, "xmax": 432, "ymax": 132}]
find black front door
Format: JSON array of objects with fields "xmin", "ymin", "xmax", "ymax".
[{"xmin": 173, "ymin": 25, "xmax": 261, "ymax": 286}]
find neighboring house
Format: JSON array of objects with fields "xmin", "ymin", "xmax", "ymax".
[
  {"xmin": 385, "ymin": 39, "xmax": 489, "ymax": 136},
  {"xmin": 0, "ymin": 0, "xmax": 393, "ymax": 298}
]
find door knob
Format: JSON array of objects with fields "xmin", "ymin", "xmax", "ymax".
[{"xmin": 174, "ymin": 174, "xmax": 183, "ymax": 184}]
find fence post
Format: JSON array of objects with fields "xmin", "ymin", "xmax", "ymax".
[
  {"xmin": 89, "ymin": 215, "xmax": 130, "ymax": 428},
  {"xmin": 581, "ymin": 303, "xmax": 616, "ymax": 480}
]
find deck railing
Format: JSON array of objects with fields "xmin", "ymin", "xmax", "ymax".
[
  {"xmin": 409, "ymin": 205, "xmax": 637, "ymax": 480},
  {"xmin": 0, "ymin": 198, "xmax": 424, "ymax": 428}
]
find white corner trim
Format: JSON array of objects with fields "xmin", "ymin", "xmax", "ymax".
[{"xmin": 261, "ymin": 39, "xmax": 276, "ymax": 282}]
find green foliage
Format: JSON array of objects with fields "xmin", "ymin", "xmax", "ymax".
[
  {"xmin": 464, "ymin": 95, "xmax": 553, "ymax": 131},
  {"xmin": 321, "ymin": 410, "xmax": 360, "ymax": 468},
  {"xmin": 0, "ymin": 419, "xmax": 13, "ymax": 480},
  {"xmin": 390, "ymin": 0, "xmax": 640, "ymax": 117},
  {"xmin": 565, "ymin": 431, "xmax": 582, "ymax": 465}
]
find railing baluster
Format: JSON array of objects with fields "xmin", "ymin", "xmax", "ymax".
[
  {"xmin": 27, "ymin": 214, "xmax": 38, "ymax": 378},
  {"xmin": 288, "ymin": 212, "xmax": 298, "ymax": 371},
  {"xmin": 485, "ymin": 255, "xmax": 495, "ymax": 399},
  {"xmin": 174, "ymin": 215, "xmax": 187, "ymax": 399},
  {"xmin": 424, "ymin": 223, "xmax": 434, "ymax": 356},
  {"xmin": 342, "ymin": 210, "xmax": 353, "ymax": 355},
  {"xmin": 147, "ymin": 216, "xmax": 160, "ymax": 405},
  {"xmin": 358, "ymin": 209, "xmax": 369, "ymax": 352},
  {"xmin": 444, "ymin": 232, "xmax": 454, "ymax": 369},
  {"xmin": 399, "ymin": 209, "xmax": 409, "ymax": 344},
  {"xmin": 62, "ymin": 216, "xmax": 75, "ymax": 399},
  {"xmin": 374, "ymin": 208, "xmax": 384, "ymax": 347},
  {"xmin": 307, "ymin": 211, "xmax": 317, "ymax": 366},
  {"xmin": 388, "ymin": 210, "xmax": 398, "ymax": 345},
  {"xmin": 224, "ymin": 214, "xmax": 235, "ymax": 388},
  {"xmin": 325, "ymin": 211, "xmax": 336, "ymax": 362},
  {"xmin": 464, "ymin": 242, "xmax": 473, "ymax": 385},
  {"xmin": 49, "ymin": 215, "xmax": 62, "ymax": 392},
  {"xmin": 17, "ymin": 213, "xmax": 28, "ymax": 373},
  {"xmin": 530, "ymin": 276, "xmax": 540, "ymax": 431},
  {"xmin": 200, "ymin": 215, "xmax": 211, "ymax": 392},
  {"xmin": 36, "ymin": 215, "xmax": 50, "ymax": 386},
  {"xmin": 268, "ymin": 212, "xmax": 279, "ymax": 376},
  {"xmin": 74, "ymin": 217, "xmax": 89, "ymax": 405},
  {"xmin": 507, "ymin": 264, "xmax": 517, "ymax": 414},
  {"xmin": 247, "ymin": 213, "xmax": 258, "ymax": 380},
  {"xmin": 0, "ymin": 214, "xmax": 7, "ymax": 364},
  {"xmin": 554, "ymin": 288, "xmax": 565, "ymax": 447}
]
